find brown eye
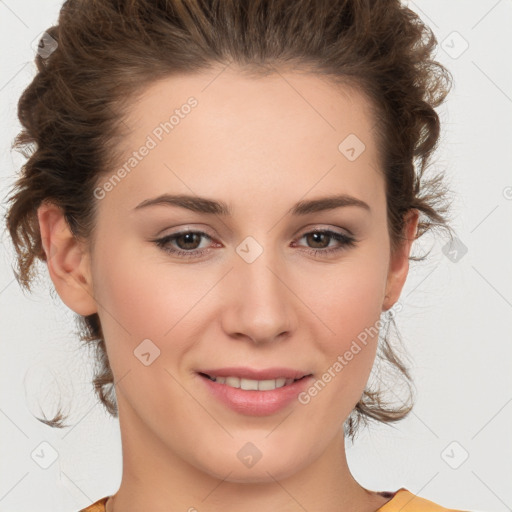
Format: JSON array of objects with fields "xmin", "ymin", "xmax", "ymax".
[
  {"xmin": 153, "ymin": 230, "xmax": 213, "ymax": 259},
  {"xmin": 305, "ymin": 232, "xmax": 332, "ymax": 249},
  {"xmin": 295, "ymin": 229, "xmax": 357, "ymax": 256},
  {"xmin": 173, "ymin": 232, "xmax": 203, "ymax": 250}
]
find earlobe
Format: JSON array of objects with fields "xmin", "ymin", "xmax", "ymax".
[
  {"xmin": 382, "ymin": 209, "xmax": 419, "ymax": 312},
  {"xmin": 37, "ymin": 201, "xmax": 97, "ymax": 316}
]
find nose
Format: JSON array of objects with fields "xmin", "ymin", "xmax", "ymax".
[{"xmin": 220, "ymin": 244, "xmax": 297, "ymax": 345}]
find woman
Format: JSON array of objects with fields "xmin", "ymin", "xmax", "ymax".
[{"xmin": 5, "ymin": 0, "xmax": 468, "ymax": 510}]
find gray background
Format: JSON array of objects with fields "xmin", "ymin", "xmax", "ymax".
[{"xmin": 1, "ymin": 1, "xmax": 511, "ymax": 511}]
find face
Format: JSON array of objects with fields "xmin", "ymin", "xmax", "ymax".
[{"xmin": 42, "ymin": 67, "xmax": 417, "ymax": 483}]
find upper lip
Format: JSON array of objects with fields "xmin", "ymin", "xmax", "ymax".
[{"xmin": 197, "ymin": 367, "xmax": 312, "ymax": 380}]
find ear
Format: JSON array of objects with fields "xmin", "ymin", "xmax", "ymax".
[
  {"xmin": 37, "ymin": 201, "xmax": 97, "ymax": 316},
  {"xmin": 382, "ymin": 208, "xmax": 419, "ymax": 312}
]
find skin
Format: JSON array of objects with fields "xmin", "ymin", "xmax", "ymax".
[{"xmin": 37, "ymin": 66, "xmax": 418, "ymax": 512}]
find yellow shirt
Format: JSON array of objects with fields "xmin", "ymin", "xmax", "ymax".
[{"xmin": 79, "ymin": 488, "xmax": 469, "ymax": 511}]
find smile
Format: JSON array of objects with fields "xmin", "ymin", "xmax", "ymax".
[{"xmin": 200, "ymin": 373, "xmax": 307, "ymax": 391}]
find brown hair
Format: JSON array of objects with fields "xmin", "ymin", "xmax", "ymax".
[{"xmin": 4, "ymin": 0, "xmax": 454, "ymax": 439}]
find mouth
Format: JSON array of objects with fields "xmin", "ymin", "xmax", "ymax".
[
  {"xmin": 197, "ymin": 372, "xmax": 311, "ymax": 391},
  {"xmin": 196, "ymin": 368, "xmax": 315, "ymax": 415}
]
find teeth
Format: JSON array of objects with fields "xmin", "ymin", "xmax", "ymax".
[{"xmin": 210, "ymin": 375, "xmax": 298, "ymax": 390}]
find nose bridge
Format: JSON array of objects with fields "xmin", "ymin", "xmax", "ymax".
[{"xmin": 223, "ymin": 235, "xmax": 294, "ymax": 342}]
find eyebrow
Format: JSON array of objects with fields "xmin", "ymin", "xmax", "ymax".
[{"xmin": 133, "ymin": 193, "xmax": 371, "ymax": 215}]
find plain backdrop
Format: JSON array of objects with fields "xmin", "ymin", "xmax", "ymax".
[{"xmin": 0, "ymin": 1, "xmax": 511, "ymax": 511}]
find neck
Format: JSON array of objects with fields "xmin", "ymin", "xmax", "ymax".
[{"xmin": 108, "ymin": 398, "xmax": 390, "ymax": 512}]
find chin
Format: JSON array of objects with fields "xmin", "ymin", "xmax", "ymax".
[{"xmin": 196, "ymin": 449, "xmax": 308, "ymax": 484}]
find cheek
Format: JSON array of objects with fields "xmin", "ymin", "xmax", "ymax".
[
  {"xmin": 90, "ymin": 242, "xmax": 203, "ymax": 418},
  {"xmin": 297, "ymin": 255, "xmax": 387, "ymax": 403},
  {"xmin": 90, "ymin": 238, "xmax": 190, "ymax": 363},
  {"xmin": 303, "ymin": 258, "xmax": 386, "ymax": 347}
]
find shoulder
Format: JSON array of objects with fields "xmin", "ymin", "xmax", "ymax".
[
  {"xmin": 78, "ymin": 496, "xmax": 109, "ymax": 512},
  {"xmin": 377, "ymin": 488, "xmax": 470, "ymax": 512}
]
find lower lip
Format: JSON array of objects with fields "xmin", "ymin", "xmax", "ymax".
[{"xmin": 198, "ymin": 373, "xmax": 314, "ymax": 416}]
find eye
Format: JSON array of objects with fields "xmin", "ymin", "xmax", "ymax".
[
  {"xmin": 152, "ymin": 227, "xmax": 357, "ymax": 260},
  {"xmin": 152, "ymin": 230, "xmax": 214, "ymax": 259},
  {"xmin": 293, "ymin": 229, "xmax": 357, "ymax": 257}
]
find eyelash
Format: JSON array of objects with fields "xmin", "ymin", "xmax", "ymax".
[{"xmin": 152, "ymin": 228, "xmax": 357, "ymax": 259}]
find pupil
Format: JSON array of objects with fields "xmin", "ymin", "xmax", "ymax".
[
  {"xmin": 179, "ymin": 233, "xmax": 199, "ymax": 249},
  {"xmin": 309, "ymin": 232, "xmax": 328, "ymax": 248}
]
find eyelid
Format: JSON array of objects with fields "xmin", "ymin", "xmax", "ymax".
[
  {"xmin": 155, "ymin": 225, "xmax": 217, "ymax": 239},
  {"xmin": 296, "ymin": 224, "xmax": 353, "ymax": 237}
]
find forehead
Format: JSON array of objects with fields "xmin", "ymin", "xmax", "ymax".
[
  {"xmin": 123, "ymin": 66, "xmax": 378, "ymax": 154},
  {"xmin": 102, "ymin": 67, "xmax": 384, "ymax": 215}
]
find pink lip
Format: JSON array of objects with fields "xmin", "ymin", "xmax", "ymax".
[
  {"xmin": 197, "ymin": 371, "xmax": 314, "ymax": 416},
  {"xmin": 197, "ymin": 366, "xmax": 311, "ymax": 380}
]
